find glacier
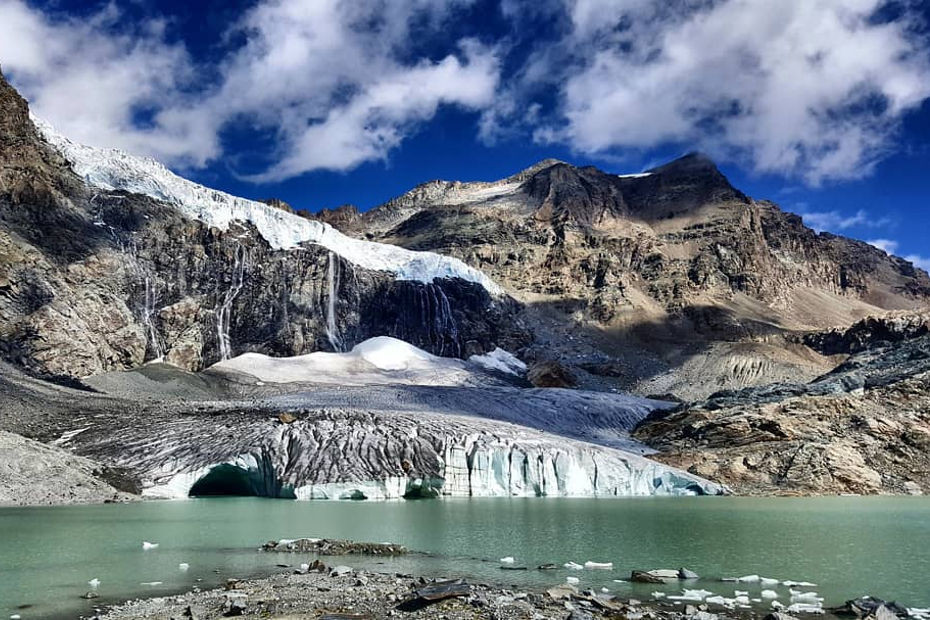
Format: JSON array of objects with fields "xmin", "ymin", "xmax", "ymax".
[
  {"xmin": 30, "ymin": 114, "xmax": 502, "ymax": 295},
  {"xmin": 65, "ymin": 406, "xmax": 722, "ymax": 500}
]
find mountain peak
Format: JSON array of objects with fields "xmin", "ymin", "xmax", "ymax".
[
  {"xmin": 506, "ymin": 158, "xmax": 568, "ymax": 183},
  {"xmin": 647, "ymin": 151, "xmax": 721, "ymax": 176}
]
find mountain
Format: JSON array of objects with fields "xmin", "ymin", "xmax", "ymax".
[
  {"xmin": 321, "ymin": 152, "xmax": 930, "ymax": 399},
  {"xmin": 1, "ymin": 69, "xmax": 928, "ymax": 501},
  {"xmin": 0, "ymin": 72, "xmax": 724, "ymax": 502},
  {"xmin": 0, "ymin": 71, "xmax": 526, "ymax": 380}
]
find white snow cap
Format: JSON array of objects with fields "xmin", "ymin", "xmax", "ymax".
[{"xmin": 32, "ymin": 114, "xmax": 502, "ymax": 295}]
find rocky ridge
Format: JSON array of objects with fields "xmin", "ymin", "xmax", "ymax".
[
  {"xmin": 323, "ymin": 153, "xmax": 930, "ymax": 399},
  {"xmin": 635, "ymin": 316, "xmax": 930, "ymax": 495}
]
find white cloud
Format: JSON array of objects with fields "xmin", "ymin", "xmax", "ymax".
[
  {"xmin": 867, "ymin": 238, "xmax": 900, "ymax": 254},
  {"xmin": 0, "ymin": 0, "xmax": 202, "ymax": 163},
  {"xmin": 867, "ymin": 240, "xmax": 928, "ymax": 272},
  {"xmin": 4, "ymin": 0, "xmax": 930, "ymax": 186},
  {"xmin": 905, "ymin": 254, "xmax": 930, "ymax": 272},
  {"xmin": 0, "ymin": 0, "xmax": 498, "ymax": 179},
  {"xmin": 798, "ymin": 209, "xmax": 890, "ymax": 232},
  {"xmin": 506, "ymin": 0, "xmax": 930, "ymax": 184}
]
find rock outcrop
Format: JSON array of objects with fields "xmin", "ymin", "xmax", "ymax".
[
  {"xmin": 0, "ymin": 430, "xmax": 133, "ymax": 506},
  {"xmin": 634, "ymin": 332, "xmax": 930, "ymax": 495}
]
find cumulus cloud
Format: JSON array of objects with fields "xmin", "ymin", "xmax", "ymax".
[
  {"xmin": 905, "ymin": 254, "xmax": 930, "ymax": 272},
  {"xmin": 867, "ymin": 238, "xmax": 900, "ymax": 254},
  {"xmin": 0, "ymin": 0, "xmax": 201, "ymax": 163},
  {"xmin": 505, "ymin": 0, "xmax": 930, "ymax": 184},
  {"xmin": 798, "ymin": 209, "xmax": 890, "ymax": 232},
  {"xmin": 0, "ymin": 0, "xmax": 498, "ymax": 178},
  {"xmin": 3, "ymin": 0, "xmax": 930, "ymax": 185}
]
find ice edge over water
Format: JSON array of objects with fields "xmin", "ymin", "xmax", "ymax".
[{"xmin": 31, "ymin": 114, "xmax": 502, "ymax": 294}]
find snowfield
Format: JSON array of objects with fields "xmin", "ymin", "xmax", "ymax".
[
  {"xmin": 210, "ymin": 336, "xmax": 479, "ymax": 386},
  {"xmin": 32, "ymin": 115, "xmax": 502, "ymax": 294}
]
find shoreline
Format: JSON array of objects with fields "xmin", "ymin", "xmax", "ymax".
[
  {"xmin": 92, "ymin": 560, "xmax": 736, "ymax": 620},
  {"xmin": 91, "ymin": 558, "xmax": 925, "ymax": 620}
]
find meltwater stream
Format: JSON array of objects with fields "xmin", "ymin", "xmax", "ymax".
[{"xmin": 2, "ymin": 496, "xmax": 929, "ymax": 618}]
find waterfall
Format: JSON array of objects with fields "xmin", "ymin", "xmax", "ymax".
[
  {"xmin": 325, "ymin": 251, "xmax": 343, "ymax": 352},
  {"xmin": 433, "ymin": 284, "xmax": 460, "ymax": 357},
  {"xmin": 141, "ymin": 276, "xmax": 163, "ymax": 359},
  {"xmin": 216, "ymin": 245, "xmax": 247, "ymax": 361}
]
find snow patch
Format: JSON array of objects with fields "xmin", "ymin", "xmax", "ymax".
[
  {"xmin": 468, "ymin": 348, "xmax": 527, "ymax": 376},
  {"xmin": 210, "ymin": 336, "xmax": 470, "ymax": 385},
  {"xmin": 32, "ymin": 114, "xmax": 501, "ymax": 294}
]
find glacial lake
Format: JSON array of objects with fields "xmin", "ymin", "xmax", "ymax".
[{"xmin": 2, "ymin": 496, "xmax": 929, "ymax": 619}]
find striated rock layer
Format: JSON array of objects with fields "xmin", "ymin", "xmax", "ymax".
[{"xmin": 635, "ymin": 325, "xmax": 930, "ymax": 496}]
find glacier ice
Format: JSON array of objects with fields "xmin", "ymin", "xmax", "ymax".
[
  {"xmin": 32, "ymin": 114, "xmax": 502, "ymax": 294},
  {"xmin": 79, "ymin": 402, "xmax": 724, "ymax": 501}
]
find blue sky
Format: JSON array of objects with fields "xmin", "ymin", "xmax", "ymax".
[{"xmin": 0, "ymin": 0, "xmax": 928, "ymax": 268}]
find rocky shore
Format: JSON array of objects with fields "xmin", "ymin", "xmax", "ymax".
[{"xmin": 92, "ymin": 559, "xmax": 925, "ymax": 620}]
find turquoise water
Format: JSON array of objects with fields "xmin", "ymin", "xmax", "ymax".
[{"xmin": 2, "ymin": 496, "xmax": 929, "ymax": 618}]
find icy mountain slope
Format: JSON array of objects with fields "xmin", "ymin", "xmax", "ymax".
[{"xmin": 30, "ymin": 115, "xmax": 501, "ymax": 294}]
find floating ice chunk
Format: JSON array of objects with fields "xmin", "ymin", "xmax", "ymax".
[
  {"xmin": 737, "ymin": 575, "xmax": 760, "ymax": 582},
  {"xmin": 566, "ymin": 576, "xmax": 580, "ymax": 584},
  {"xmin": 584, "ymin": 561, "xmax": 613, "ymax": 570},
  {"xmin": 601, "ymin": 587, "xmax": 610, "ymax": 593},
  {"xmin": 88, "ymin": 578, "xmax": 100, "ymax": 589},
  {"xmin": 11, "ymin": 615, "xmax": 22, "ymax": 619},
  {"xmin": 762, "ymin": 590, "xmax": 780, "ymax": 599},
  {"xmin": 500, "ymin": 556, "xmax": 515, "ymax": 564},
  {"xmin": 140, "ymin": 581, "xmax": 163, "ymax": 586},
  {"xmin": 178, "ymin": 563, "xmax": 190, "ymax": 571},
  {"xmin": 753, "ymin": 598, "xmax": 762, "ymax": 603},
  {"xmin": 735, "ymin": 590, "xmax": 749, "ymax": 596},
  {"xmin": 787, "ymin": 603, "xmax": 824, "ymax": 614},
  {"xmin": 735, "ymin": 596, "xmax": 751, "ymax": 605},
  {"xmin": 669, "ymin": 589, "xmax": 715, "ymax": 602},
  {"xmin": 783, "ymin": 580, "xmax": 818, "ymax": 587},
  {"xmin": 761, "ymin": 577, "xmax": 780, "ymax": 586},
  {"xmin": 772, "ymin": 601, "xmax": 785, "ymax": 610},
  {"xmin": 790, "ymin": 591, "xmax": 824, "ymax": 604},
  {"xmin": 705, "ymin": 596, "xmax": 736, "ymax": 608},
  {"xmin": 142, "ymin": 541, "xmax": 159, "ymax": 550},
  {"xmin": 652, "ymin": 592, "xmax": 667, "ymax": 599},
  {"xmin": 564, "ymin": 562, "xmax": 584, "ymax": 570}
]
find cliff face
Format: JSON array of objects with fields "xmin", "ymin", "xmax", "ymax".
[
  {"xmin": 321, "ymin": 153, "xmax": 930, "ymax": 398},
  {"xmin": 0, "ymin": 73, "xmax": 527, "ymax": 379},
  {"xmin": 634, "ymin": 321, "xmax": 930, "ymax": 496}
]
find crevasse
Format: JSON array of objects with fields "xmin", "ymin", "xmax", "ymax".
[{"xmin": 31, "ymin": 114, "xmax": 502, "ymax": 295}]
